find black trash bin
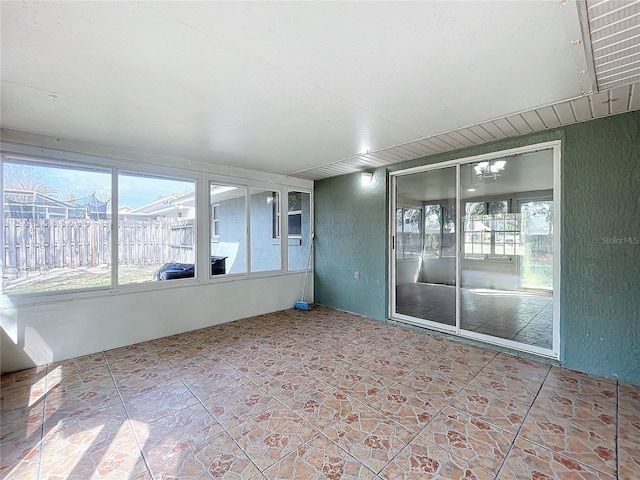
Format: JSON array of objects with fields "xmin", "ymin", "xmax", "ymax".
[
  {"xmin": 153, "ymin": 262, "xmax": 195, "ymax": 281},
  {"xmin": 211, "ymin": 256, "xmax": 227, "ymax": 275},
  {"xmin": 154, "ymin": 256, "xmax": 227, "ymax": 280}
]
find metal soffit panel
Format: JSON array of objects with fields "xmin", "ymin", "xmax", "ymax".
[
  {"xmin": 587, "ymin": 0, "xmax": 640, "ymax": 90},
  {"xmin": 292, "ymin": 82, "xmax": 640, "ymax": 181}
]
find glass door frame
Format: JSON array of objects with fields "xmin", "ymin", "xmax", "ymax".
[{"xmin": 389, "ymin": 140, "xmax": 561, "ymax": 360}]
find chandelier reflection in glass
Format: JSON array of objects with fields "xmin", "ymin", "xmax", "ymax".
[{"xmin": 474, "ymin": 159, "xmax": 507, "ymax": 179}]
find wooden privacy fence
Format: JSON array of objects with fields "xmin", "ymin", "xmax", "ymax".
[{"xmin": 4, "ymin": 218, "xmax": 194, "ymax": 272}]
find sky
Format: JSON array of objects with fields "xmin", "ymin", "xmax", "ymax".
[{"xmin": 3, "ymin": 161, "xmax": 194, "ymax": 209}]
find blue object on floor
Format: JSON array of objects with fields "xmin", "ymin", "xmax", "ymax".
[{"xmin": 293, "ymin": 301, "xmax": 311, "ymax": 311}]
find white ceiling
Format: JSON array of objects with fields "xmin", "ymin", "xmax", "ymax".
[{"xmin": 1, "ymin": 1, "xmax": 638, "ymax": 180}]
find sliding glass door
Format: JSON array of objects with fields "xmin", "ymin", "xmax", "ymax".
[
  {"xmin": 394, "ymin": 167, "xmax": 457, "ymax": 330},
  {"xmin": 390, "ymin": 142, "xmax": 560, "ymax": 358}
]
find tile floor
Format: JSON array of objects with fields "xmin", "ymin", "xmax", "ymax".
[
  {"xmin": 1, "ymin": 306, "xmax": 638, "ymax": 479},
  {"xmin": 395, "ymin": 283, "xmax": 553, "ymax": 348}
]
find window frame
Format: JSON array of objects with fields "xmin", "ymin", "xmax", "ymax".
[
  {"xmin": 116, "ymin": 169, "xmax": 199, "ymax": 287},
  {"xmin": 286, "ymin": 188, "xmax": 313, "ymax": 271},
  {"xmin": 463, "ymin": 197, "xmax": 520, "ymax": 261},
  {"xmin": 1, "ymin": 147, "xmax": 313, "ymax": 305}
]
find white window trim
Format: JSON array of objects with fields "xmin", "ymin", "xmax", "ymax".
[{"xmin": 1, "ymin": 144, "xmax": 313, "ymax": 307}]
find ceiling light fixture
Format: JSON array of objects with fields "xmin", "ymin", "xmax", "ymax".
[{"xmin": 474, "ymin": 159, "xmax": 507, "ymax": 179}]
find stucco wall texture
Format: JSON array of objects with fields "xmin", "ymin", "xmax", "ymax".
[{"xmin": 314, "ymin": 110, "xmax": 639, "ymax": 384}]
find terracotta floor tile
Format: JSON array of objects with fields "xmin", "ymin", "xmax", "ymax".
[
  {"xmin": 0, "ymin": 365, "xmax": 48, "ymax": 391},
  {"xmin": 104, "ymin": 342, "xmax": 156, "ymax": 358},
  {"xmin": 379, "ymin": 434, "xmax": 493, "ymax": 480},
  {"xmin": 618, "ymin": 438, "xmax": 640, "ymax": 480},
  {"xmin": 299, "ymin": 355, "xmax": 351, "ymax": 383},
  {"xmin": 44, "ymin": 367, "xmax": 115, "ymax": 395},
  {"xmin": 166, "ymin": 350, "xmax": 224, "ymax": 370},
  {"xmin": 158, "ymin": 348, "xmax": 212, "ymax": 368},
  {"xmin": 418, "ymin": 406, "xmax": 514, "ymax": 475},
  {"xmin": 469, "ymin": 368, "xmax": 545, "ymax": 405},
  {"xmin": 0, "ymin": 436, "xmax": 41, "ymax": 479},
  {"xmin": 272, "ymin": 345, "xmax": 318, "ymax": 367},
  {"xmin": 334, "ymin": 341, "xmax": 379, "ymax": 364},
  {"xmin": 123, "ymin": 381, "xmax": 198, "ymax": 423},
  {"xmin": 365, "ymin": 383, "xmax": 446, "ymax": 434},
  {"xmin": 0, "ymin": 380, "xmax": 48, "ymax": 411},
  {"xmin": 149, "ymin": 430, "xmax": 260, "ymax": 479},
  {"xmin": 43, "ymin": 384, "xmax": 122, "ymax": 418},
  {"xmin": 520, "ymin": 406, "xmax": 617, "ymax": 475},
  {"xmin": 448, "ymin": 384, "xmax": 530, "ymax": 434},
  {"xmin": 403, "ymin": 333, "xmax": 450, "ymax": 354},
  {"xmin": 619, "ymin": 408, "xmax": 640, "ymax": 443},
  {"xmin": 107, "ymin": 352, "xmax": 164, "ymax": 373},
  {"xmin": 263, "ymin": 433, "xmax": 377, "ymax": 479},
  {"xmin": 248, "ymin": 362, "xmax": 308, "ymax": 385},
  {"xmin": 484, "ymin": 353, "xmax": 551, "ymax": 380},
  {"xmin": 324, "ymin": 365, "xmax": 391, "ymax": 403},
  {"xmin": 533, "ymin": 386, "xmax": 617, "ymax": 424},
  {"xmin": 202, "ymin": 382, "xmax": 280, "ymax": 431},
  {"xmin": 211, "ymin": 343, "xmax": 264, "ymax": 364},
  {"xmin": 48, "ymin": 353, "xmax": 108, "ymax": 375},
  {"xmin": 0, "ymin": 402, "xmax": 44, "ymax": 443},
  {"xmin": 444, "ymin": 342, "xmax": 498, "ymax": 366},
  {"xmin": 2, "ymin": 307, "xmax": 636, "ymax": 480},
  {"xmin": 116, "ymin": 372, "xmax": 184, "ymax": 401},
  {"xmin": 259, "ymin": 368, "xmax": 321, "ymax": 403},
  {"xmin": 619, "ymin": 381, "xmax": 640, "ymax": 418},
  {"xmin": 131, "ymin": 403, "xmax": 222, "ymax": 467},
  {"xmin": 303, "ymin": 336, "xmax": 341, "ymax": 352},
  {"xmin": 40, "ymin": 419, "xmax": 148, "ymax": 479},
  {"xmin": 543, "ymin": 367, "xmax": 617, "ymax": 403},
  {"xmin": 227, "ymin": 405, "xmax": 317, "ymax": 470},
  {"xmin": 497, "ymin": 437, "xmax": 615, "ymax": 480},
  {"xmin": 232, "ymin": 350, "xmax": 285, "ymax": 378},
  {"xmin": 364, "ymin": 355, "xmax": 420, "ymax": 383},
  {"xmin": 44, "ymin": 400, "xmax": 128, "ymax": 437},
  {"xmin": 192, "ymin": 334, "xmax": 251, "ymax": 352},
  {"xmin": 282, "ymin": 382, "xmax": 362, "ymax": 430},
  {"xmin": 322, "ymin": 404, "xmax": 415, "ymax": 474},
  {"xmin": 181, "ymin": 365, "xmax": 247, "ymax": 397},
  {"xmin": 417, "ymin": 356, "xmax": 483, "ymax": 383},
  {"xmin": 398, "ymin": 369, "xmax": 467, "ymax": 404}
]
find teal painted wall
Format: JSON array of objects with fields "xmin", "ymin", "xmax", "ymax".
[{"xmin": 314, "ymin": 110, "xmax": 640, "ymax": 384}]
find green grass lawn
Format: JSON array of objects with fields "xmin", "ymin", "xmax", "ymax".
[{"xmin": 3, "ymin": 265, "xmax": 159, "ymax": 294}]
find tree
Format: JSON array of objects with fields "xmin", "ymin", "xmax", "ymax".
[{"xmin": 4, "ymin": 164, "xmax": 53, "ymax": 194}]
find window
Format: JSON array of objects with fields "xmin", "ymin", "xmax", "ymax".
[
  {"xmin": 2, "ymin": 153, "xmax": 313, "ymax": 296},
  {"xmin": 463, "ymin": 199, "xmax": 521, "ymax": 259},
  {"xmin": 396, "ymin": 207, "xmax": 422, "ymax": 258},
  {"xmin": 250, "ymin": 188, "xmax": 281, "ymax": 272},
  {"xmin": 270, "ymin": 191, "xmax": 304, "ymax": 240},
  {"xmin": 2, "ymin": 157, "xmax": 112, "ymax": 294},
  {"xmin": 423, "ymin": 204, "xmax": 441, "ymax": 258},
  {"xmin": 287, "ymin": 192, "xmax": 303, "ymax": 237},
  {"xmin": 270, "ymin": 192, "xmax": 280, "ymax": 239},
  {"xmin": 422, "ymin": 203, "xmax": 456, "ymax": 258},
  {"xmin": 287, "ymin": 191, "xmax": 311, "ymax": 271},
  {"xmin": 117, "ymin": 172, "xmax": 196, "ymax": 284},
  {"xmin": 211, "ymin": 204, "xmax": 220, "ymax": 239},
  {"xmin": 210, "ymin": 183, "xmax": 246, "ymax": 275}
]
